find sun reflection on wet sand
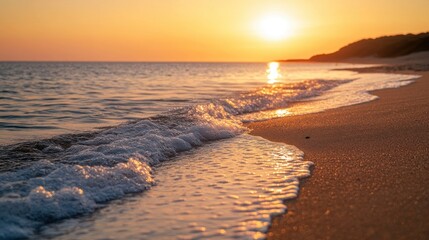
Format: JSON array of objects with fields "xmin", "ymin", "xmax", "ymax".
[
  {"xmin": 267, "ymin": 62, "xmax": 280, "ymax": 84},
  {"xmin": 275, "ymin": 109, "xmax": 290, "ymax": 117}
]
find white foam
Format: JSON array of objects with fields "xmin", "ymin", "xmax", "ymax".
[
  {"xmin": 0, "ymin": 104, "xmax": 246, "ymax": 239},
  {"xmin": 37, "ymin": 135, "xmax": 313, "ymax": 240},
  {"xmin": 0, "ymin": 159, "xmax": 153, "ymax": 239}
]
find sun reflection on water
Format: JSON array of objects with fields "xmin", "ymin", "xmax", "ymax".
[{"xmin": 267, "ymin": 62, "xmax": 280, "ymax": 84}]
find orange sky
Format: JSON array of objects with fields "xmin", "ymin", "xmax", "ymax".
[{"xmin": 0, "ymin": 0, "xmax": 428, "ymax": 62}]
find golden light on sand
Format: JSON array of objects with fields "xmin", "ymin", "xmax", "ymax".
[
  {"xmin": 267, "ymin": 62, "xmax": 280, "ymax": 84},
  {"xmin": 256, "ymin": 14, "xmax": 294, "ymax": 41}
]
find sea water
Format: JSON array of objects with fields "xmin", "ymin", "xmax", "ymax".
[{"xmin": 0, "ymin": 62, "xmax": 419, "ymax": 239}]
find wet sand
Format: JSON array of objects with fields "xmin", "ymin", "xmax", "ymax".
[{"xmin": 247, "ymin": 69, "xmax": 429, "ymax": 239}]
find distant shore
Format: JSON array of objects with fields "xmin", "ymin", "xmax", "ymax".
[
  {"xmin": 247, "ymin": 57, "xmax": 429, "ymax": 239},
  {"xmin": 280, "ymin": 50, "xmax": 429, "ymax": 65},
  {"xmin": 279, "ymin": 32, "xmax": 429, "ymax": 63}
]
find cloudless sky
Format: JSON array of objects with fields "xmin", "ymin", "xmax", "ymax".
[{"xmin": 0, "ymin": 0, "xmax": 428, "ymax": 62}]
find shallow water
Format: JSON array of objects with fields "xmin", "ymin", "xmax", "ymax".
[{"xmin": 38, "ymin": 135, "xmax": 312, "ymax": 240}]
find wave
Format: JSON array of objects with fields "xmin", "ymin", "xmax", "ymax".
[{"xmin": 0, "ymin": 79, "xmax": 347, "ymax": 239}]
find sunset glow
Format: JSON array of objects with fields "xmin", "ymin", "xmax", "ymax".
[
  {"xmin": 0, "ymin": 0, "xmax": 428, "ymax": 239},
  {"xmin": 0, "ymin": 0, "xmax": 428, "ymax": 61}
]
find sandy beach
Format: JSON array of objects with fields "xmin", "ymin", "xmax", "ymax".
[{"xmin": 247, "ymin": 65, "xmax": 429, "ymax": 239}]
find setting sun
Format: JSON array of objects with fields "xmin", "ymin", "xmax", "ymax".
[
  {"xmin": 0, "ymin": 1, "xmax": 429, "ymax": 240},
  {"xmin": 256, "ymin": 13, "xmax": 295, "ymax": 41}
]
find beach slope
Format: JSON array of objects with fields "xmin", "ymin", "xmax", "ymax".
[{"xmin": 247, "ymin": 71, "xmax": 429, "ymax": 239}]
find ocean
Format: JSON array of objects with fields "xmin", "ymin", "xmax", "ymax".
[{"xmin": 0, "ymin": 62, "xmax": 418, "ymax": 239}]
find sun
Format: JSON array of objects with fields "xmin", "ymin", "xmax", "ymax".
[{"xmin": 255, "ymin": 13, "xmax": 295, "ymax": 41}]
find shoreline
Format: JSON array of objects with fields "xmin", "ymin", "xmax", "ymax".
[{"xmin": 247, "ymin": 68, "xmax": 429, "ymax": 239}]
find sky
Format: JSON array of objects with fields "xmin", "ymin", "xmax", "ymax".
[{"xmin": 0, "ymin": 0, "xmax": 428, "ymax": 62}]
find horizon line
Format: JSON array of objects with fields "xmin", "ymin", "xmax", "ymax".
[{"xmin": 0, "ymin": 60, "xmax": 277, "ymax": 64}]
